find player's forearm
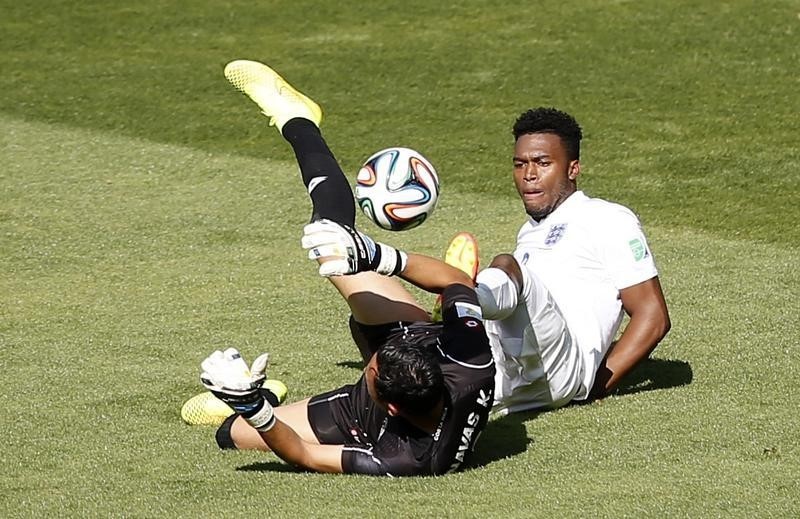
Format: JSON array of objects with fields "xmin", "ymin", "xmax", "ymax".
[
  {"xmin": 399, "ymin": 252, "xmax": 474, "ymax": 293},
  {"xmin": 590, "ymin": 311, "xmax": 670, "ymax": 398},
  {"xmin": 258, "ymin": 420, "xmax": 343, "ymax": 473}
]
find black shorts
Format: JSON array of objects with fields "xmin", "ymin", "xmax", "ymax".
[
  {"xmin": 348, "ymin": 316, "xmax": 441, "ymax": 363},
  {"xmin": 308, "ymin": 318, "xmax": 440, "ymax": 444},
  {"xmin": 307, "ymin": 380, "xmax": 374, "ymax": 444}
]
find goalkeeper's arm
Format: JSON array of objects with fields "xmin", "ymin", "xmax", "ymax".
[
  {"xmin": 302, "ymin": 219, "xmax": 474, "ymax": 294},
  {"xmin": 398, "ymin": 252, "xmax": 474, "ymax": 294},
  {"xmin": 201, "ymin": 348, "xmax": 347, "ymax": 474},
  {"xmin": 253, "ymin": 418, "xmax": 345, "ymax": 474}
]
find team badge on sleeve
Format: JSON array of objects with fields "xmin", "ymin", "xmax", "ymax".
[{"xmin": 455, "ymin": 301, "xmax": 483, "ymax": 321}]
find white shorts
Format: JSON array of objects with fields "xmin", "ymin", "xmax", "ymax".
[{"xmin": 476, "ymin": 267, "xmax": 586, "ymax": 414}]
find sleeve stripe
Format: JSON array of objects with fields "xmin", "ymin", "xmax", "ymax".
[
  {"xmin": 308, "ymin": 392, "xmax": 349, "ymax": 406},
  {"xmin": 436, "ymin": 344, "xmax": 495, "ymax": 369},
  {"xmin": 342, "ymin": 446, "xmax": 374, "ymax": 456}
]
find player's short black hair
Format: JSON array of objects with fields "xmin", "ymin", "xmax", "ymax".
[
  {"xmin": 375, "ymin": 327, "xmax": 444, "ymax": 416},
  {"xmin": 512, "ymin": 107, "xmax": 583, "ymax": 161}
]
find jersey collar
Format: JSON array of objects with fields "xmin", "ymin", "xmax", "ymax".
[{"xmin": 527, "ymin": 190, "xmax": 587, "ymax": 226}]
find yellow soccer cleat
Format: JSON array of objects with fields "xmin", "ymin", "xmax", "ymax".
[
  {"xmin": 224, "ymin": 59, "xmax": 322, "ymax": 132},
  {"xmin": 181, "ymin": 392, "xmax": 233, "ymax": 426},
  {"xmin": 180, "ymin": 380, "xmax": 289, "ymax": 426},
  {"xmin": 431, "ymin": 232, "xmax": 479, "ymax": 322},
  {"xmin": 263, "ymin": 379, "xmax": 289, "ymax": 405}
]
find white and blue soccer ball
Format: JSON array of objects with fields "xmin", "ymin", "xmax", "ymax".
[{"xmin": 354, "ymin": 147, "xmax": 440, "ymax": 231}]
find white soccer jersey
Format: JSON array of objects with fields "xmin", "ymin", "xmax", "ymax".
[{"xmin": 479, "ymin": 191, "xmax": 659, "ymax": 413}]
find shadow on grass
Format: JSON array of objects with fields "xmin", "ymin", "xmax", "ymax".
[
  {"xmin": 236, "ymin": 461, "xmax": 301, "ymax": 474},
  {"xmin": 612, "ymin": 358, "xmax": 693, "ymax": 397},
  {"xmin": 465, "ymin": 412, "xmax": 534, "ymax": 470},
  {"xmin": 336, "ymin": 360, "xmax": 365, "ymax": 370}
]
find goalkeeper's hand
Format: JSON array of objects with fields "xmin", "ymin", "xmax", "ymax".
[
  {"xmin": 301, "ymin": 219, "xmax": 407, "ymax": 277},
  {"xmin": 200, "ymin": 348, "xmax": 276, "ymax": 431}
]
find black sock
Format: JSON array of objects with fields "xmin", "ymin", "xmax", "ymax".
[
  {"xmin": 214, "ymin": 391, "xmax": 278, "ymax": 451},
  {"xmin": 215, "ymin": 414, "xmax": 238, "ymax": 450},
  {"xmin": 281, "ymin": 118, "xmax": 356, "ymax": 226}
]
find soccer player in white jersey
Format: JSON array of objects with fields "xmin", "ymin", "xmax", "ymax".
[{"xmin": 473, "ymin": 107, "xmax": 671, "ymax": 414}]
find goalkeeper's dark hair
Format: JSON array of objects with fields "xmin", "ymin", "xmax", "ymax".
[
  {"xmin": 513, "ymin": 107, "xmax": 583, "ymax": 161},
  {"xmin": 375, "ymin": 326, "xmax": 444, "ymax": 415}
]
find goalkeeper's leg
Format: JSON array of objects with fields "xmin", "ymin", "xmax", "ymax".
[
  {"xmin": 223, "ymin": 59, "xmax": 354, "ymax": 226},
  {"xmin": 223, "ymin": 59, "xmax": 429, "ymax": 323},
  {"xmin": 216, "ymin": 398, "xmax": 319, "ymax": 451},
  {"xmin": 282, "ymin": 119, "xmax": 429, "ymax": 324},
  {"xmin": 281, "ymin": 118, "xmax": 356, "ymax": 227}
]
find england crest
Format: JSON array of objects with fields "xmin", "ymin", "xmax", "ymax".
[{"xmin": 544, "ymin": 223, "xmax": 567, "ymax": 246}]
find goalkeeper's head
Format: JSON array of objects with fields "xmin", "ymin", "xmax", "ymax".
[{"xmin": 367, "ymin": 328, "xmax": 444, "ymax": 417}]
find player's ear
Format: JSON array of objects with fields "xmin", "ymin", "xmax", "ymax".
[
  {"xmin": 567, "ymin": 160, "xmax": 581, "ymax": 181},
  {"xmin": 386, "ymin": 402, "xmax": 401, "ymax": 417}
]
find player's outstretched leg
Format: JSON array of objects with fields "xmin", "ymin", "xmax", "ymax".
[
  {"xmin": 223, "ymin": 59, "xmax": 425, "ymax": 325},
  {"xmin": 224, "ymin": 59, "xmax": 354, "ymax": 226}
]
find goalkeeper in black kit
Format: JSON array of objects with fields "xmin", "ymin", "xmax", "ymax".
[{"xmin": 191, "ymin": 59, "xmax": 495, "ymax": 476}]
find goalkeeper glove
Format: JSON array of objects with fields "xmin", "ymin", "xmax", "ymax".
[
  {"xmin": 301, "ymin": 219, "xmax": 407, "ymax": 277},
  {"xmin": 200, "ymin": 348, "xmax": 275, "ymax": 431}
]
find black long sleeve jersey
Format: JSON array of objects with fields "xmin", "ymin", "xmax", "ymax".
[{"xmin": 340, "ymin": 284, "xmax": 495, "ymax": 476}]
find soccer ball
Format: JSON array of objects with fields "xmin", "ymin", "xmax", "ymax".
[{"xmin": 354, "ymin": 147, "xmax": 440, "ymax": 231}]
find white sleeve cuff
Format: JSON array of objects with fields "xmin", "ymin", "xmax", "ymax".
[{"xmin": 475, "ymin": 267, "xmax": 519, "ymax": 320}]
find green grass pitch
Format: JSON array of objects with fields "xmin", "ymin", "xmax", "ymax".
[{"xmin": 1, "ymin": 0, "xmax": 798, "ymax": 516}]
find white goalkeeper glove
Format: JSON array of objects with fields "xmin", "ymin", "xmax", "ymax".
[
  {"xmin": 200, "ymin": 348, "xmax": 275, "ymax": 431},
  {"xmin": 301, "ymin": 219, "xmax": 408, "ymax": 277}
]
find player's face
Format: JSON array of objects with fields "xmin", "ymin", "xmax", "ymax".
[{"xmin": 513, "ymin": 132, "xmax": 579, "ymax": 221}]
